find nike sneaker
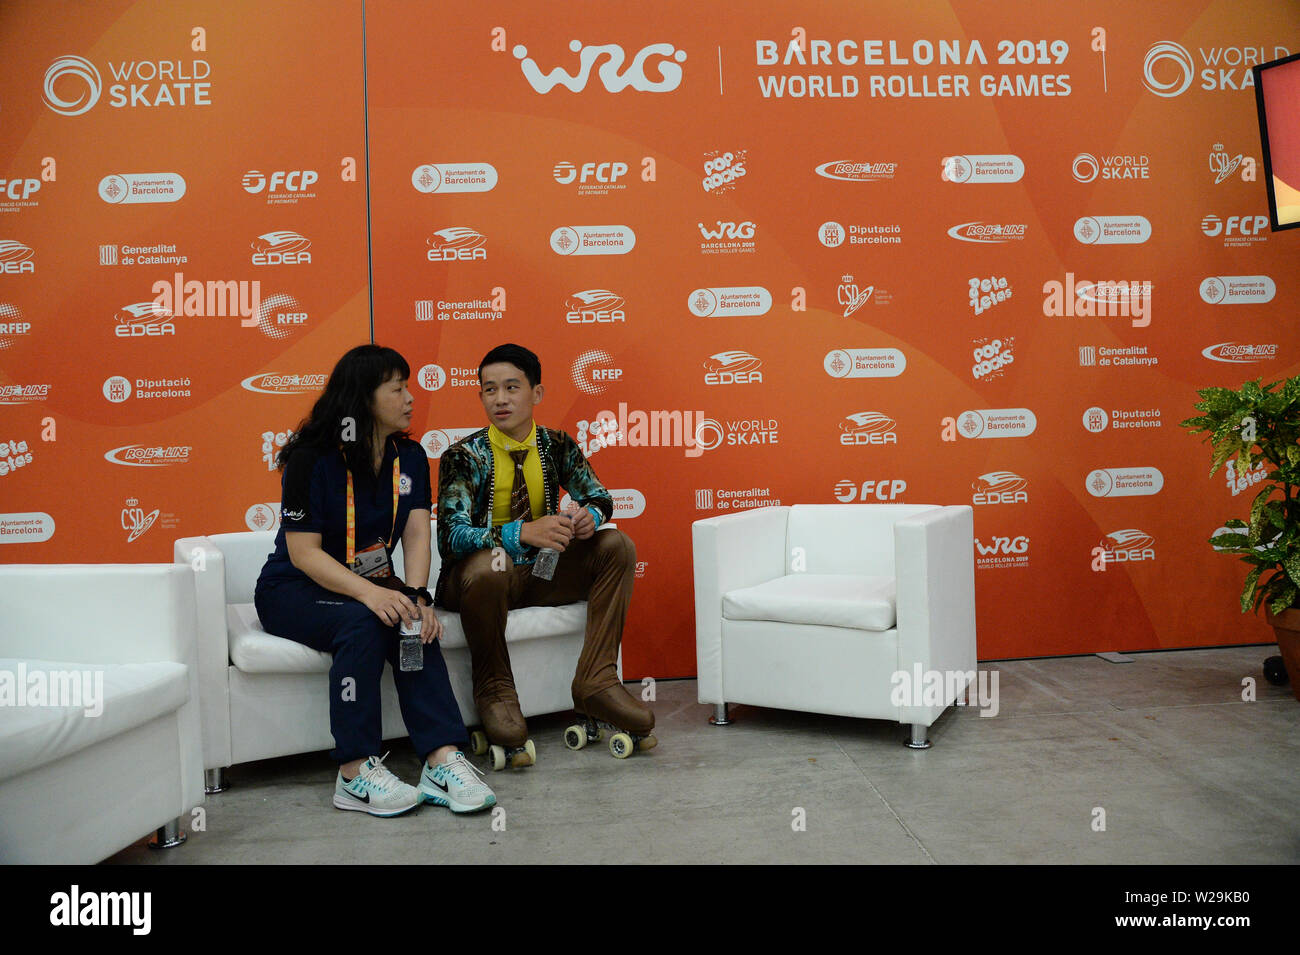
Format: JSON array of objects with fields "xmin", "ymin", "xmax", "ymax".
[
  {"xmin": 419, "ymin": 751, "xmax": 497, "ymax": 813},
  {"xmin": 332, "ymin": 753, "xmax": 420, "ymax": 817}
]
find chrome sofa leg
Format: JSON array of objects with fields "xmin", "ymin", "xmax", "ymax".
[
  {"xmin": 205, "ymin": 767, "xmax": 229, "ymax": 794},
  {"xmin": 148, "ymin": 817, "xmax": 187, "ymax": 850},
  {"xmin": 708, "ymin": 703, "xmax": 731, "ymax": 726},
  {"xmin": 904, "ymin": 723, "xmax": 931, "ymax": 750}
]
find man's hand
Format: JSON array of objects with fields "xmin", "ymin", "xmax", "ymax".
[
  {"xmin": 521, "ymin": 514, "xmax": 574, "ymax": 551},
  {"xmin": 416, "ymin": 597, "xmax": 443, "ymax": 644},
  {"xmin": 565, "ymin": 502, "xmax": 595, "ymax": 540},
  {"xmin": 361, "ymin": 582, "xmax": 420, "ymax": 627}
]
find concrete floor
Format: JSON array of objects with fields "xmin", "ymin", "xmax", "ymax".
[{"xmin": 107, "ymin": 646, "xmax": 1300, "ymax": 864}]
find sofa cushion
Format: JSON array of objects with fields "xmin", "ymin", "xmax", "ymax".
[
  {"xmin": 0, "ymin": 657, "xmax": 190, "ymax": 784},
  {"xmin": 722, "ymin": 574, "xmax": 897, "ymax": 632},
  {"xmin": 228, "ymin": 601, "xmax": 591, "ymax": 674}
]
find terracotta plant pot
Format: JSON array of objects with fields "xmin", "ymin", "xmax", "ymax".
[{"xmin": 1264, "ymin": 607, "xmax": 1300, "ymax": 701}]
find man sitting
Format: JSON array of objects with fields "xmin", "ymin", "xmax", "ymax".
[{"xmin": 434, "ymin": 343, "xmax": 653, "ymax": 766}]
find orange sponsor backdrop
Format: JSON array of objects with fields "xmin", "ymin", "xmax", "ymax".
[
  {"xmin": 5, "ymin": 1, "xmax": 1298, "ymax": 678},
  {"xmin": 367, "ymin": 0, "xmax": 1300, "ymax": 676},
  {"xmin": 0, "ymin": 0, "xmax": 370, "ymax": 561}
]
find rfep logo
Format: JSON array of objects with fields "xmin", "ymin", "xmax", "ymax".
[
  {"xmin": 251, "ymin": 231, "xmax": 311, "ymax": 265},
  {"xmin": 834, "ymin": 478, "xmax": 906, "ymax": 502},
  {"xmin": 104, "ymin": 444, "xmax": 193, "ymax": 467},
  {"xmin": 0, "ymin": 303, "xmax": 30, "ymax": 350},
  {"xmin": 411, "ymin": 163, "xmax": 498, "ymax": 194},
  {"xmin": 703, "ymin": 351, "xmax": 763, "ymax": 385},
  {"xmin": 571, "ymin": 349, "xmax": 621, "ymax": 395},
  {"xmin": 947, "ymin": 222, "xmax": 1026, "ymax": 243},
  {"xmin": 839, "ymin": 412, "xmax": 898, "ymax": 445},
  {"xmin": 972, "ymin": 471, "xmax": 1028, "ymax": 505},
  {"xmin": 565, "ymin": 289, "xmax": 626, "ymax": 324},
  {"xmin": 114, "ymin": 302, "xmax": 175, "ymax": 338},
  {"xmin": 0, "ymin": 241, "xmax": 35, "ymax": 274},
  {"xmin": 815, "ymin": 159, "xmax": 896, "ymax": 182},
  {"xmin": 241, "ymin": 373, "xmax": 327, "ymax": 395},
  {"xmin": 512, "ymin": 40, "xmax": 687, "ymax": 93},
  {"xmin": 1100, "ymin": 529, "xmax": 1156, "ymax": 563},
  {"xmin": 427, "ymin": 228, "xmax": 487, "ymax": 262},
  {"xmin": 255, "ymin": 293, "xmax": 308, "ymax": 341}
]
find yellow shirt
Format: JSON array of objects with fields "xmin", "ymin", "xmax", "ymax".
[{"xmin": 489, "ymin": 422, "xmax": 543, "ymax": 526}]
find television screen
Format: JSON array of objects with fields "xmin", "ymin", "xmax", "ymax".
[{"xmin": 1254, "ymin": 51, "xmax": 1300, "ymax": 231}]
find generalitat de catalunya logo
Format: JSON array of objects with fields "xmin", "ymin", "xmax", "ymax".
[{"xmin": 511, "ymin": 39, "xmax": 687, "ymax": 93}]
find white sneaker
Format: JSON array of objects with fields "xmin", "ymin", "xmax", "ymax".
[
  {"xmin": 333, "ymin": 753, "xmax": 420, "ymax": 817},
  {"xmin": 419, "ymin": 751, "xmax": 497, "ymax": 813}
]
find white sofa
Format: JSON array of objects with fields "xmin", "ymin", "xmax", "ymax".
[
  {"xmin": 174, "ymin": 521, "xmax": 612, "ymax": 787},
  {"xmin": 692, "ymin": 504, "xmax": 977, "ymax": 747},
  {"xmin": 0, "ymin": 564, "xmax": 205, "ymax": 863}
]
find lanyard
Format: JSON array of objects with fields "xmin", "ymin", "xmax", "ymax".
[{"xmin": 345, "ymin": 443, "xmax": 400, "ymax": 565}]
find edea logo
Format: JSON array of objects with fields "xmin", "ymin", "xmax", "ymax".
[
  {"xmin": 1086, "ymin": 468, "xmax": 1164, "ymax": 498},
  {"xmin": 1143, "ymin": 39, "xmax": 1292, "ymax": 96},
  {"xmin": 1073, "ymin": 216, "xmax": 1152, "ymax": 245},
  {"xmin": 834, "ymin": 478, "xmax": 906, "ymax": 502},
  {"xmin": 240, "ymin": 373, "xmax": 326, "ymax": 395},
  {"xmin": 947, "ymin": 222, "xmax": 1026, "ymax": 243},
  {"xmin": 703, "ymin": 350, "xmax": 763, "ymax": 385},
  {"xmin": 971, "ymin": 338, "xmax": 1014, "ymax": 380},
  {"xmin": 1072, "ymin": 152, "xmax": 1149, "ymax": 182},
  {"xmin": 972, "ymin": 471, "xmax": 1028, "ymax": 506},
  {"xmin": 824, "ymin": 348, "xmax": 906, "ymax": 379},
  {"xmin": 941, "ymin": 154, "xmax": 1024, "ymax": 183},
  {"xmin": 1201, "ymin": 342, "xmax": 1278, "ymax": 363},
  {"xmin": 565, "ymin": 289, "xmax": 626, "ymax": 324},
  {"xmin": 815, "ymin": 159, "xmax": 896, "ymax": 182},
  {"xmin": 103, "ymin": 444, "xmax": 193, "ymax": 467},
  {"xmin": 0, "ymin": 241, "xmax": 35, "ymax": 274},
  {"xmin": 703, "ymin": 150, "xmax": 746, "ymax": 193},
  {"xmin": 114, "ymin": 302, "xmax": 174, "ymax": 338},
  {"xmin": 1201, "ymin": 213, "xmax": 1268, "ymax": 246},
  {"xmin": 550, "ymin": 225, "xmax": 636, "ymax": 256},
  {"xmin": 251, "ymin": 231, "xmax": 311, "ymax": 266},
  {"xmin": 570, "ymin": 349, "xmax": 621, "ymax": 395},
  {"xmin": 98, "ymin": 173, "xmax": 186, "ymax": 204},
  {"xmin": 120, "ymin": 496, "xmax": 160, "ymax": 543},
  {"xmin": 969, "ymin": 276, "xmax": 1011, "ymax": 315},
  {"xmin": 1099, "ymin": 529, "xmax": 1156, "ymax": 564},
  {"xmin": 1208, "ymin": 143, "xmax": 1254, "ymax": 184},
  {"xmin": 254, "ymin": 293, "xmax": 309, "ymax": 341},
  {"xmin": 43, "ymin": 52, "xmax": 212, "ymax": 115},
  {"xmin": 0, "ymin": 303, "xmax": 31, "ymax": 350},
  {"xmin": 687, "ymin": 286, "xmax": 771, "ymax": 317},
  {"xmin": 411, "ymin": 162, "xmax": 498, "ymax": 194},
  {"xmin": 427, "ymin": 228, "xmax": 487, "ymax": 261},
  {"xmin": 839, "ymin": 412, "xmax": 898, "ymax": 446},
  {"xmin": 1199, "ymin": 275, "xmax": 1275, "ymax": 305},
  {"xmin": 511, "ymin": 39, "xmax": 687, "ymax": 93},
  {"xmin": 242, "ymin": 169, "xmax": 317, "ymax": 203}
]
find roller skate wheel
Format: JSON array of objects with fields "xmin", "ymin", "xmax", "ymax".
[
  {"xmin": 609, "ymin": 732, "xmax": 634, "ymax": 759},
  {"xmin": 590, "ymin": 725, "xmax": 604, "ymax": 742},
  {"xmin": 564, "ymin": 724, "xmax": 587, "ymax": 750},
  {"xmin": 469, "ymin": 730, "xmax": 488, "ymax": 756},
  {"xmin": 522, "ymin": 738, "xmax": 536, "ymax": 765},
  {"xmin": 489, "ymin": 744, "xmax": 507, "ymax": 771},
  {"xmin": 636, "ymin": 734, "xmax": 657, "ymax": 752}
]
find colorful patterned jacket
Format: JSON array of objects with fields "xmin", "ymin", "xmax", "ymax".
[{"xmin": 433, "ymin": 425, "xmax": 614, "ymax": 606}]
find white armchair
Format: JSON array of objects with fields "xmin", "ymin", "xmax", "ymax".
[
  {"xmin": 0, "ymin": 564, "xmax": 205, "ymax": 863},
  {"xmin": 174, "ymin": 520, "xmax": 610, "ymax": 789},
  {"xmin": 692, "ymin": 504, "xmax": 977, "ymax": 747}
]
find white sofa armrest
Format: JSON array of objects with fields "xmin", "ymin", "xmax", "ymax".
[
  {"xmin": 174, "ymin": 536, "xmax": 233, "ymax": 770},
  {"xmin": 692, "ymin": 506, "xmax": 791, "ymax": 702},
  {"xmin": 894, "ymin": 506, "xmax": 978, "ymax": 723}
]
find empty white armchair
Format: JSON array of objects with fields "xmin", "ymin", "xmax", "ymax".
[
  {"xmin": 174, "ymin": 521, "xmax": 604, "ymax": 789},
  {"xmin": 0, "ymin": 564, "xmax": 204, "ymax": 863},
  {"xmin": 692, "ymin": 504, "xmax": 977, "ymax": 747}
]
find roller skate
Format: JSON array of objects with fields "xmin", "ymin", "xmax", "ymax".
[
  {"xmin": 468, "ymin": 698, "xmax": 536, "ymax": 771},
  {"xmin": 564, "ymin": 684, "xmax": 657, "ymax": 759}
]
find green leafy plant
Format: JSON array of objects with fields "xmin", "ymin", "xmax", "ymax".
[{"xmin": 1181, "ymin": 377, "xmax": 1300, "ymax": 615}]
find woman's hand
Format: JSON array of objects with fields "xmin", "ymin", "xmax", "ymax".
[
  {"xmin": 416, "ymin": 599, "xmax": 443, "ymax": 644},
  {"xmin": 360, "ymin": 582, "xmax": 419, "ymax": 627}
]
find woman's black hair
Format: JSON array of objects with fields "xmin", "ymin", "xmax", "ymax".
[{"xmin": 277, "ymin": 344, "xmax": 411, "ymax": 475}]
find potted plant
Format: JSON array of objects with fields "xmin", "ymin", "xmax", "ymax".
[{"xmin": 1182, "ymin": 376, "xmax": 1300, "ymax": 699}]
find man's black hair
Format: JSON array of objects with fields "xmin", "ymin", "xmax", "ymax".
[{"xmin": 479, "ymin": 343, "xmax": 541, "ymax": 387}]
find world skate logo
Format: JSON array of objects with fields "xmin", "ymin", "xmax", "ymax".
[
  {"xmin": 1142, "ymin": 41, "xmax": 1193, "ymax": 97},
  {"xmin": 512, "ymin": 40, "xmax": 687, "ymax": 93},
  {"xmin": 972, "ymin": 471, "xmax": 1028, "ymax": 506},
  {"xmin": 121, "ymin": 497, "xmax": 160, "ymax": 543},
  {"xmin": 43, "ymin": 55, "xmax": 102, "ymax": 115}
]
